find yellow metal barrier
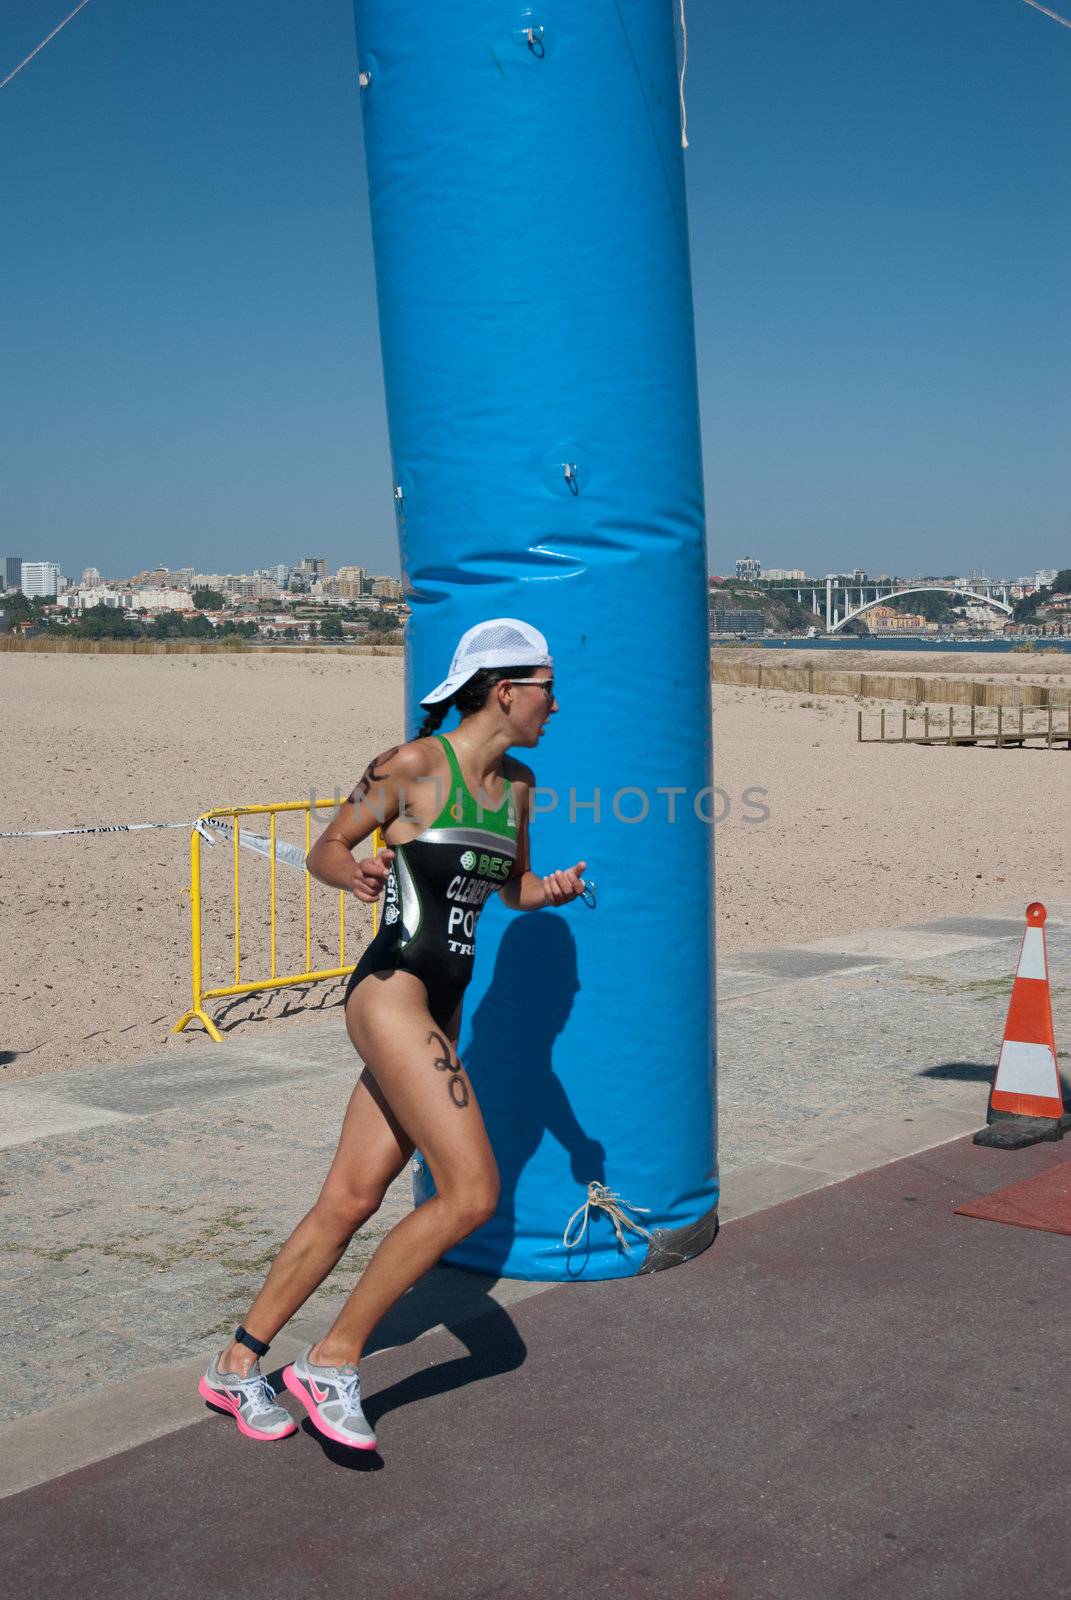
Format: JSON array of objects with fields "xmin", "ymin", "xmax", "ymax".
[{"xmin": 173, "ymin": 800, "xmax": 381, "ymax": 1042}]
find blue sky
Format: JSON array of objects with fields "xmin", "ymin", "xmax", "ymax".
[{"xmin": 1, "ymin": 0, "xmax": 1067, "ymax": 581}]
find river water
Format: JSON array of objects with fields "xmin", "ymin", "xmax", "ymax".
[{"xmin": 757, "ymin": 636, "xmax": 1071, "ymax": 655}]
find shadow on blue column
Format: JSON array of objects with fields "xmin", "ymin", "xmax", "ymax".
[{"xmin": 418, "ymin": 911, "xmax": 607, "ymax": 1278}]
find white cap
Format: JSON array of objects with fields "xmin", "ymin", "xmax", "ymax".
[{"xmin": 420, "ymin": 617, "xmax": 552, "ymax": 706}]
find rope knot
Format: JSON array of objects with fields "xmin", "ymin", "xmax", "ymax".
[{"xmin": 562, "ymin": 1182, "xmax": 653, "ymax": 1253}]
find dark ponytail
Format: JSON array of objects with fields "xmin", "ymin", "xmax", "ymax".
[
  {"xmin": 417, "ymin": 701, "xmax": 450, "ymax": 739},
  {"xmin": 416, "ymin": 666, "xmax": 533, "ymax": 738}
]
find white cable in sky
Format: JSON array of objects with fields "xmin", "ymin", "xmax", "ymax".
[
  {"xmin": 677, "ymin": 0, "xmax": 689, "ymax": 150},
  {"xmin": 0, "ymin": 0, "xmax": 93, "ymax": 94},
  {"xmin": 1020, "ymin": 0, "xmax": 1071, "ymax": 29}
]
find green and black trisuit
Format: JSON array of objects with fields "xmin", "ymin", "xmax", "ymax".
[{"xmin": 345, "ymin": 734, "xmax": 519, "ymax": 1028}]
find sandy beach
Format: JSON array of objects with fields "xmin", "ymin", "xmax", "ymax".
[{"xmin": 2, "ymin": 649, "xmax": 1068, "ymax": 1081}]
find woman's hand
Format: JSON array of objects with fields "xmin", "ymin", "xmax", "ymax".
[
  {"xmin": 541, "ymin": 861, "xmax": 587, "ymax": 906},
  {"xmin": 350, "ymin": 849, "xmax": 394, "ymax": 902}
]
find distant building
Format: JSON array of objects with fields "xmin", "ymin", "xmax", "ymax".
[
  {"xmin": 735, "ymin": 556, "xmax": 761, "ymax": 581},
  {"xmin": 301, "ymin": 557, "xmax": 328, "ymax": 580},
  {"xmin": 865, "ymin": 604, "xmax": 926, "ymax": 633},
  {"xmin": 335, "ymin": 564, "xmax": 368, "ymax": 595},
  {"xmin": 762, "ymin": 568, "xmax": 807, "ymax": 581},
  {"xmin": 324, "ymin": 570, "xmax": 369, "ymax": 599},
  {"xmin": 2, "ymin": 556, "xmax": 23, "ymax": 591},
  {"xmin": 1035, "ymin": 570, "xmax": 1057, "ymax": 589},
  {"xmin": 370, "ymin": 576, "xmax": 403, "ymax": 599},
  {"xmin": 959, "ymin": 604, "xmax": 1003, "ymax": 629},
  {"xmin": 59, "ymin": 588, "xmax": 133, "ymax": 611},
  {"xmin": 82, "ymin": 567, "xmax": 102, "ymax": 588},
  {"xmin": 711, "ymin": 608, "xmax": 763, "ymax": 637},
  {"xmin": 21, "ymin": 561, "xmax": 62, "ymax": 598},
  {"xmin": 128, "ymin": 587, "xmax": 194, "ymax": 612}
]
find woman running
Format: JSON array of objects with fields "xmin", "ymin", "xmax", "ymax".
[{"xmin": 199, "ymin": 618, "xmax": 586, "ymax": 1449}]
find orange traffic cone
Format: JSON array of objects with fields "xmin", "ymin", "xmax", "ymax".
[{"xmin": 975, "ymin": 903, "xmax": 1068, "ymax": 1149}]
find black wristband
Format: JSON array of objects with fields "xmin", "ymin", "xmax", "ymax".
[{"xmin": 234, "ymin": 1325, "xmax": 270, "ymax": 1359}]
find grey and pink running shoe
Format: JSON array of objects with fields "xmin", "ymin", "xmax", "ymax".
[
  {"xmin": 198, "ymin": 1356, "xmax": 298, "ymax": 1441},
  {"xmin": 282, "ymin": 1347, "xmax": 377, "ymax": 1450}
]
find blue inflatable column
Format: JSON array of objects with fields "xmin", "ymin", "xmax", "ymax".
[{"xmin": 352, "ymin": 1, "xmax": 717, "ymax": 1280}]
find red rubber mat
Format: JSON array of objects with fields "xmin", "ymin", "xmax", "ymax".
[{"xmin": 954, "ymin": 1160, "xmax": 1071, "ymax": 1235}]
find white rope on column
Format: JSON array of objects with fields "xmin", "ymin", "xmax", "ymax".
[{"xmin": 562, "ymin": 1181, "xmax": 654, "ymax": 1252}]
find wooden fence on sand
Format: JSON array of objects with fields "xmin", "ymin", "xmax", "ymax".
[
  {"xmin": 3, "ymin": 636, "xmax": 1069, "ymax": 709},
  {"xmin": 0, "ymin": 637, "xmax": 403, "ymax": 659},
  {"xmin": 858, "ymin": 703, "xmax": 1070, "ymax": 748},
  {"xmin": 709, "ymin": 660, "xmax": 1071, "ymax": 710}
]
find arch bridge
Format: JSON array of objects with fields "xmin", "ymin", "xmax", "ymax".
[{"xmin": 828, "ymin": 584, "xmax": 1012, "ymax": 634}]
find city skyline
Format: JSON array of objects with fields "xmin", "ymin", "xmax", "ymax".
[
  {"xmin": 2, "ymin": 2, "xmax": 1069, "ymax": 578},
  {"xmin": 3, "ymin": 542, "xmax": 1065, "ymax": 640},
  {"xmin": 1, "ymin": 545, "xmax": 1062, "ymax": 600}
]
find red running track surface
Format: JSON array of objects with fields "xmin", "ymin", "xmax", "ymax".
[{"xmin": 954, "ymin": 1159, "xmax": 1071, "ymax": 1236}]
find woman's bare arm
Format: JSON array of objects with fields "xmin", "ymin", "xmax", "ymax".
[
  {"xmin": 306, "ymin": 742, "xmax": 432, "ymax": 901},
  {"xmin": 499, "ymin": 764, "xmax": 586, "ymax": 911}
]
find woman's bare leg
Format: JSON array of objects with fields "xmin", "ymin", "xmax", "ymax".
[
  {"xmin": 218, "ymin": 1066, "xmax": 414, "ymax": 1375},
  {"xmin": 310, "ymin": 982, "xmax": 498, "ymax": 1367}
]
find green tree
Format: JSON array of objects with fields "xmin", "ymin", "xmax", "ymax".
[
  {"xmin": 2, "ymin": 590, "xmax": 33, "ymax": 621},
  {"xmin": 193, "ymin": 588, "xmax": 226, "ymax": 610},
  {"xmin": 220, "ymin": 618, "xmax": 257, "ymax": 639},
  {"xmin": 366, "ymin": 609, "xmax": 396, "ymax": 632},
  {"xmin": 1011, "ymin": 570, "xmax": 1069, "ymax": 623},
  {"xmin": 884, "ymin": 591, "xmax": 958, "ymax": 624},
  {"xmin": 68, "ymin": 604, "xmax": 142, "ymax": 640},
  {"xmin": 149, "ymin": 610, "xmax": 185, "ymax": 638},
  {"xmin": 318, "ymin": 614, "xmax": 345, "ymax": 639}
]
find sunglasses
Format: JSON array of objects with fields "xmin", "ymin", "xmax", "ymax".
[{"xmin": 507, "ymin": 677, "xmax": 555, "ymax": 701}]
